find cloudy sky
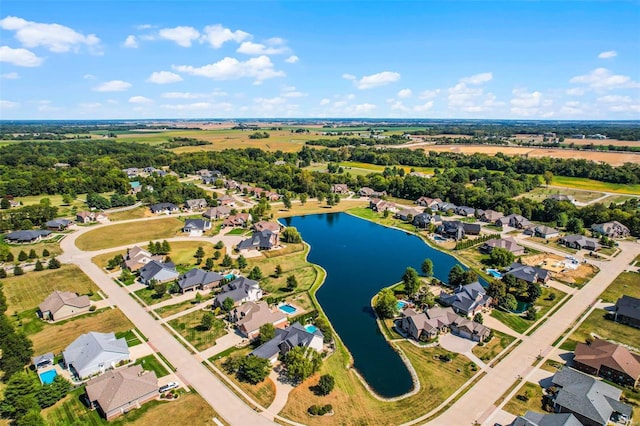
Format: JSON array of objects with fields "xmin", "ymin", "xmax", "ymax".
[{"xmin": 1, "ymin": 1, "xmax": 639, "ymax": 119}]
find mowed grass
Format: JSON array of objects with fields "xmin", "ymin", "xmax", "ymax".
[
  {"xmin": 107, "ymin": 206, "xmax": 149, "ymax": 221},
  {"xmin": 341, "ymin": 161, "xmax": 435, "ymax": 175},
  {"xmin": 518, "ymin": 186, "xmax": 605, "ymax": 203},
  {"xmin": 1, "ymin": 265, "xmax": 100, "ymax": 313},
  {"xmin": 14, "ymin": 193, "xmax": 89, "ymax": 217},
  {"xmin": 29, "ymin": 308, "xmax": 134, "ymax": 354},
  {"xmin": 273, "ymin": 199, "xmax": 368, "ymax": 219},
  {"xmin": 280, "ymin": 342, "xmax": 475, "ymax": 425},
  {"xmin": 43, "ymin": 387, "xmax": 218, "ymax": 426},
  {"xmin": 0, "ymin": 236, "xmax": 63, "ymax": 260},
  {"xmin": 491, "ymin": 309, "xmax": 531, "ymax": 334},
  {"xmin": 154, "ymin": 298, "xmax": 200, "ymax": 318},
  {"xmin": 75, "ymin": 217, "xmax": 183, "ymax": 251},
  {"xmin": 551, "ymin": 176, "xmax": 640, "ymax": 195},
  {"xmin": 134, "ymin": 354, "xmax": 170, "ymax": 377},
  {"xmin": 560, "ymin": 309, "xmax": 640, "ymax": 351},
  {"xmin": 599, "ymin": 271, "xmax": 640, "ymax": 303},
  {"xmin": 134, "ymin": 286, "xmax": 172, "ymax": 305},
  {"xmin": 503, "ymin": 382, "xmax": 545, "ymax": 416},
  {"xmin": 472, "ymin": 330, "xmax": 517, "ymax": 362},
  {"xmin": 168, "ymin": 309, "xmax": 226, "ymax": 351}
]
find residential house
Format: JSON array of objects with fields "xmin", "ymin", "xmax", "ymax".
[
  {"xmin": 129, "ymin": 181, "xmax": 142, "ymax": 194},
  {"xmin": 253, "ymin": 221, "xmax": 281, "ymax": 234},
  {"xmin": 182, "ymin": 219, "xmax": 212, "ymax": 237},
  {"xmin": 497, "ymin": 214, "xmax": 532, "ymax": 229},
  {"xmin": 250, "ymin": 322, "xmax": 323, "ymax": 364},
  {"xmin": 558, "ymin": 235, "xmax": 601, "ymax": 251},
  {"xmin": 369, "ymin": 198, "xmax": 397, "ymax": 213},
  {"xmin": 203, "ymin": 206, "xmax": 232, "ymax": 220},
  {"xmin": 32, "ymin": 353, "xmax": 54, "ymax": 369},
  {"xmin": 437, "ymin": 221, "xmax": 481, "ymax": 241},
  {"xmin": 76, "ymin": 211, "xmax": 94, "ymax": 223},
  {"xmin": 201, "ymin": 176, "xmax": 217, "ymax": 185},
  {"xmin": 505, "ymin": 262, "xmax": 551, "ymax": 284},
  {"xmin": 230, "ymin": 301, "xmax": 288, "ymax": 339},
  {"xmin": 149, "ymin": 203, "xmax": 179, "ymax": 214},
  {"xmin": 412, "ymin": 213, "xmax": 443, "ymax": 229},
  {"xmin": 5, "ymin": 230, "xmax": 51, "ymax": 243},
  {"xmin": 526, "ymin": 225, "xmax": 560, "ymax": 239},
  {"xmin": 550, "ymin": 367, "xmax": 633, "ymax": 426},
  {"xmin": 62, "ymin": 332, "xmax": 129, "ymax": 379},
  {"xmin": 479, "ymin": 209, "xmax": 504, "ymax": 223},
  {"xmin": 39, "ymin": 291, "xmax": 91, "ymax": 321},
  {"xmin": 218, "ymin": 195, "xmax": 236, "ymax": 207},
  {"xmin": 214, "ymin": 276, "xmax": 262, "ymax": 308},
  {"xmin": 124, "ymin": 246, "xmax": 162, "ymax": 272},
  {"xmin": 480, "ymin": 237, "xmax": 526, "ymax": 256},
  {"xmin": 222, "ymin": 213, "xmax": 252, "ymax": 228},
  {"xmin": 438, "ymin": 282, "xmax": 492, "ymax": 317},
  {"xmin": 196, "ymin": 169, "xmax": 212, "ymax": 177},
  {"xmin": 237, "ymin": 230, "xmax": 279, "ymax": 252},
  {"xmin": 591, "ymin": 221, "xmax": 630, "ymax": 238},
  {"xmin": 455, "ymin": 206, "xmax": 476, "ymax": 217},
  {"xmin": 261, "ymin": 191, "xmax": 281, "ymax": 201},
  {"xmin": 8, "ymin": 199, "xmax": 20, "ymax": 208},
  {"xmin": 184, "ymin": 198, "xmax": 208, "ymax": 211},
  {"xmin": 85, "ymin": 365, "xmax": 158, "ymax": 420},
  {"xmin": 400, "ymin": 306, "xmax": 490, "ymax": 343},
  {"xmin": 395, "ymin": 208, "xmax": 422, "ymax": 221},
  {"xmin": 330, "ymin": 184, "xmax": 349, "ymax": 194},
  {"xmin": 547, "ymin": 194, "xmax": 576, "ymax": 203},
  {"xmin": 434, "ymin": 202, "xmax": 457, "ymax": 213},
  {"xmin": 415, "ymin": 196, "xmax": 442, "ymax": 209},
  {"xmin": 614, "ymin": 295, "xmax": 640, "ymax": 328},
  {"xmin": 138, "ymin": 260, "xmax": 179, "ymax": 285},
  {"xmin": 176, "ymin": 268, "xmax": 225, "ymax": 293},
  {"xmin": 45, "ymin": 218, "xmax": 73, "ymax": 230},
  {"xmin": 573, "ymin": 339, "xmax": 640, "ymax": 388},
  {"xmin": 359, "ymin": 187, "xmax": 386, "ymax": 198},
  {"xmin": 224, "ymin": 180, "xmax": 239, "ymax": 191},
  {"xmin": 408, "ymin": 171, "xmax": 432, "ymax": 179},
  {"xmin": 274, "ymin": 160, "xmax": 287, "ymax": 166},
  {"xmin": 512, "ymin": 412, "xmax": 581, "ymax": 426}
]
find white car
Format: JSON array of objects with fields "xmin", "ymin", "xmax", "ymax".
[{"xmin": 159, "ymin": 381, "xmax": 179, "ymax": 393}]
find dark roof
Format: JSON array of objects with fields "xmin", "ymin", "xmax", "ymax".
[
  {"xmin": 46, "ymin": 219, "xmax": 72, "ymax": 228},
  {"xmin": 183, "ymin": 219, "xmax": 210, "ymax": 231},
  {"xmin": 215, "ymin": 276, "xmax": 260, "ymax": 304},
  {"xmin": 616, "ymin": 295, "xmax": 640, "ymax": 321},
  {"xmin": 177, "ymin": 268, "xmax": 224, "ymax": 290},
  {"xmin": 250, "ymin": 322, "xmax": 323, "ymax": 360},
  {"xmin": 513, "ymin": 411, "xmax": 582, "ymax": 426},
  {"xmin": 139, "ymin": 260, "xmax": 177, "ymax": 282},
  {"xmin": 237, "ymin": 230, "xmax": 276, "ymax": 251},
  {"xmin": 574, "ymin": 339, "xmax": 640, "ymax": 381},
  {"xmin": 506, "ymin": 262, "xmax": 550, "ymax": 284},
  {"xmin": 5, "ymin": 230, "xmax": 51, "ymax": 242},
  {"xmin": 150, "ymin": 202, "xmax": 178, "ymax": 212},
  {"xmin": 439, "ymin": 282, "xmax": 490, "ymax": 315}
]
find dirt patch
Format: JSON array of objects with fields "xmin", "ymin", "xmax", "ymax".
[{"xmin": 521, "ymin": 253, "xmax": 598, "ymax": 285}]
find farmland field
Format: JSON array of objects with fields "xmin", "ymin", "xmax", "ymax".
[
  {"xmin": 517, "ymin": 187, "xmax": 605, "ymax": 203},
  {"xmin": 75, "ymin": 217, "xmax": 183, "ymax": 251}
]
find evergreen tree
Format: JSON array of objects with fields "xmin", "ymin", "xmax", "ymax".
[
  {"xmin": 47, "ymin": 257, "xmax": 61, "ymax": 269},
  {"xmin": 41, "ymin": 249, "xmax": 50, "ymax": 257},
  {"xmin": 402, "ymin": 267, "xmax": 420, "ymax": 298},
  {"xmin": 421, "ymin": 258, "xmax": 434, "ymax": 276},
  {"xmin": 6, "ymin": 252, "xmax": 14, "ymax": 262},
  {"xmin": 13, "ymin": 265, "xmax": 24, "ymax": 276},
  {"xmin": 205, "ymin": 258, "xmax": 214, "ymax": 271},
  {"xmin": 194, "ymin": 246, "xmax": 205, "ymax": 259},
  {"xmin": 28, "ymin": 249, "xmax": 37, "ymax": 259},
  {"xmin": 248, "ymin": 266, "xmax": 263, "ymax": 280},
  {"xmin": 236, "ymin": 255, "xmax": 247, "ymax": 269},
  {"xmin": 286, "ymin": 275, "xmax": 298, "ymax": 291},
  {"xmin": 34, "ymin": 260, "xmax": 44, "ymax": 271},
  {"xmin": 274, "ymin": 264, "xmax": 282, "ymax": 277},
  {"xmin": 18, "ymin": 251, "xmax": 28, "ymax": 262},
  {"xmin": 161, "ymin": 240, "xmax": 171, "ymax": 254}
]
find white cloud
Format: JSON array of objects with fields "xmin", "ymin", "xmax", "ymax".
[
  {"xmin": 83, "ymin": 74, "xmax": 96, "ymax": 80},
  {"xmin": 129, "ymin": 96, "xmax": 153, "ymax": 104},
  {"xmin": 413, "ymin": 101, "xmax": 434, "ymax": 112},
  {"xmin": 162, "ymin": 92, "xmax": 206, "ymax": 99},
  {"xmin": 123, "ymin": 35, "xmax": 138, "ymax": 48},
  {"xmin": 559, "ymin": 101, "xmax": 585, "ymax": 115},
  {"xmin": 342, "ymin": 73, "xmax": 356, "ymax": 81},
  {"xmin": 397, "ymin": 89, "xmax": 412, "ymax": 99},
  {"xmin": 448, "ymin": 72, "xmax": 501, "ymax": 113},
  {"xmin": 79, "ymin": 102, "xmax": 101, "ymax": 108},
  {"xmin": 460, "ymin": 72, "xmax": 493, "ymax": 84},
  {"xmin": 355, "ymin": 71, "xmax": 401, "ymax": 89},
  {"xmin": 598, "ymin": 50, "xmax": 617, "ymax": 59},
  {"xmin": 1, "ymin": 72, "xmax": 19, "ymax": 79},
  {"xmin": 237, "ymin": 41, "xmax": 289, "ymax": 55},
  {"xmin": 201, "ymin": 24, "xmax": 250, "ymax": 48},
  {"xmin": 353, "ymin": 103, "xmax": 377, "ymax": 113},
  {"xmin": 161, "ymin": 102, "xmax": 212, "ymax": 110},
  {"xmin": 146, "ymin": 71, "xmax": 183, "ymax": 84},
  {"xmin": 569, "ymin": 68, "xmax": 640, "ymax": 91},
  {"xmin": 158, "ymin": 26, "xmax": 200, "ymax": 47},
  {"xmin": 597, "ymin": 95, "xmax": 631, "ymax": 103},
  {"xmin": 565, "ymin": 87, "xmax": 585, "ymax": 96},
  {"xmin": 608, "ymin": 104, "xmax": 640, "ymax": 113},
  {"xmin": 92, "ymin": 80, "xmax": 132, "ymax": 92},
  {"xmin": 285, "ymin": 55, "xmax": 299, "ymax": 64},
  {"xmin": 0, "ymin": 46, "xmax": 43, "ymax": 67},
  {"xmin": 0, "ymin": 100, "xmax": 19, "ymax": 109},
  {"xmin": 0, "ymin": 16, "xmax": 100, "ymax": 53},
  {"xmin": 173, "ymin": 56, "xmax": 284, "ymax": 83},
  {"xmin": 281, "ymin": 85, "xmax": 306, "ymax": 98},
  {"xmin": 419, "ymin": 89, "xmax": 440, "ymax": 99},
  {"xmin": 36, "ymin": 100, "xmax": 60, "ymax": 112},
  {"xmin": 390, "ymin": 100, "xmax": 409, "ymax": 112},
  {"xmin": 510, "ymin": 88, "xmax": 552, "ymax": 116},
  {"xmin": 136, "ymin": 24, "xmax": 154, "ymax": 30},
  {"xmin": 320, "ymin": 98, "xmax": 331, "ymax": 106}
]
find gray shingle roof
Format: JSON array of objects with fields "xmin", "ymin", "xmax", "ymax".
[
  {"xmin": 183, "ymin": 219, "xmax": 210, "ymax": 231},
  {"xmin": 237, "ymin": 230, "xmax": 277, "ymax": 251},
  {"xmin": 177, "ymin": 268, "xmax": 224, "ymax": 290},
  {"xmin": 5, "ymin": 230, "xmax": 51, "ymax": 242},
  {"xmin": 215, "ymin": 276, "xmax": 260, "ymax": 305},
  {"xmin": 439, "ymin": 282, "xmax": 490, "ymax": 315},
  {"xmin": 62, "ymin": 332, "xmax": 129, "ymax": 377},
  {"xmin": 506, "ymin": 262, "xmax": 550, "ymax": 284},
  {"xmin": 513, "ymin": 411, "xmax": 582, "ymax": 426},
  {"xmin": 615, "ymin": 295, "xmax": 640, "ymax": 322},
  {"xmin": 250, "ymin": 322, "xmax": 322, "ymax": 360},
  {"xmin": 139, "ymin": 260, "xmax": 178, "ymax": 283}
]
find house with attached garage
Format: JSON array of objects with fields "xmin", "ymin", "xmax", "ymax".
[
  {"xmin": 229, "ymin": 301, "xmax": 288, "ymax": 339},
  {"xmin": 214, "ymin": 276, "xmax": 262, "ymax": 308},
  {"xmin": 496, "ymin": 214, "xmax": 532, "ymax": 229},
  {"xmin": 369, "ymin": 198, "xmax": 397, "ymax": 213},
  {"xmin": 454, "ymin": 206, "xmax": 476, "ymax": 217},
  {"xmin": 547, "ymin": 194, "xmax": 576, "ymax": 203},
  {"xmin": 253, "ymin": 221, "xmax": 282, "ymax": 234},
  {"xmin": 558, "ymin": 235, "xmax": 601, "ymax": 251},
  {"xmin": 38, "ymin": 290, "xmax": 91, "ymax": 321},
  {"xmin": 400, "ymin": 306, "xmax": 490, "ymax": 342},
  {"xmin": 358, "ymin": 187, "xmax": 387, "ymax": 198},
  {"xmin": 505, "ymin": 262, "xmax": 551, "ymax": 284},
  {"xmin": 149, "ymin": 202, "xmax": 179, "ymax": 214},
  {"xmin": 62, "ymin": 331, "xmax": 129, "ymax": 379},
  {"xmin": 478, "ymin": 209, "xmax": 504, "ymax": 223},
  {"xmin": 184, "ymin": 198, "xmax": 207, "ymax": 211},
  {"xmin": 437, "ymin": 220, "xmax": 481, "ymax": 241},
  {"xmin": 591, "ymin": 221, "xmax": 630, "ymax": 238},
  {"xmin": 395, "ymin": 208, "xmax": 422, "ymax": 221},
  {"xmin": 250, "ymin": 322, "xmax": 323, "ymax": 364},
  {"xmin": 176, "ymin": 268, "xmax": 224, "ymax": 293},
  {"xmin": 76, "ymin": 211, "xmax": 108, "ymax": 223},
  {"xmin": 480, "ymin": 237, "xmax": 525, "ymax": 256},
  {"xmin": 525, "ymin": 225, "xmax": 560, "ymax": 239},
  {"xmin": 138, "ymin": 260, "xmax": 179, "ymax": 285},
  {"xmin": 438, "ymin": 281, "xmax": 492, "ymax": 317},
  {"xmin": 5, "ymin": 230, "xmax": 51, "ymax": 243},
  {"xmin": 223, "ymin": 213, "xmax": 252, "ymax": 228},
  {"xmin": 613, "ymin": 295, "xmax": 640, "ymax": 328},
  {"xmin": 237, "ymin": 230, "xmax": 279, "ymax": 252},
  {"xmin": 218, "ymin": 195, "xmax": 237, "ymax": 207},
  {"xmin": 202, "ymin": 206, "xmax": 232, "ymax": 220},
  {"xmin": 512, "ymin": 411, "xmax": 581, "ymax": 426},
  {"xmin": 415, "ymin": 196, "xmax": 442, "ymax": 209},
  {"xmin": 182, "ymin": 219, "xmax": 212, "ymax": 236},
  {"xmin": 124, "ymin": 246, "xmax": 163, "ymax": 272},
  {"xmin": 45, "ymin": 218, "xmax": 73, "ymax": 230},
  {"xmin": 573, "ymin": 339, "xmax": 640, "ymax": 388},
  {"xmin": 330, "ymin": 184, "xmax": 349, "ymax": 194},
  {"xmin": 412, "ymin": 213, "xmax": 443, "ymax": 229}
]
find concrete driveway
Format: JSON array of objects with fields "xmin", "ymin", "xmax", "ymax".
[{"xmin": 438, "ymin": 333, "xmax": 486, "ymax": 368}]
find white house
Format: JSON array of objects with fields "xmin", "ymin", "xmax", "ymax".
[{"xmin": 62, "ymin": 332, "xmax": 129, "ymax": 379}]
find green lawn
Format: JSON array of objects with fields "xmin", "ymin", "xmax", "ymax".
[
  {"xmin": 491, "ymin": 309, "xmax": 531, "ymax": 334},
  {"xmin": 115, "ymin": 329, "xmax": 142, "ymax": 347},
  {"xmin": 106, "ymin": 206, "xmax": 149, "ymax": 221},
  {"xmin": 226, "ymin": 228, "xmax": 248, "ymax": 235},
  {"xmin": 134, "ymin": 354, "xmax": 170, "ymax": 377},
  {"xmin": 472, "ymin": 330, "xmax": 517, "ymax": 362},
  {"xmin": 598, "ymin": 271, "xmax": 640, "ymax": 303},
  {"xmin": 518, "ymin": 186, "xmax": 605, "ymax": 203},
  {"xmin": 537, "ymin": 287, "xmax": 568, "ymax": 317},
  {"xmin": 75, "ymin": 218, "xmax": 183, "ymax": 251},
  {"xmin": 133, "ymin": 287, "xmax": 172, "ymax": 305},
  {"xmin": 0, "ymin": 235, "xmax": 63, "ymax": 260},
  {"xmin": 154, "ymin": 298, "xmax": 201, "ymax": 318},
  {"xmin": 503, "ymin": 382, "xmax": 546, "ymax": 416},
  {"xmin": 560, "ymin": 309, "xmax": 640, "ymax": 351},
  {"xmin": 167, "ymin": 309, "xmax": 227, "ymax": 351},
  {"xmin": 551, "ymin": 176, "xmax": 640, "ymax": 195}
]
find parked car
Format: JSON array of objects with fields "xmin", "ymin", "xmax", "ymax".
[{"xmin": 159, "ymin": 381, "xmax": 179, "ymax": 393}]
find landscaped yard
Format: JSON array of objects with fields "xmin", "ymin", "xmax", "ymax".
[
  {"xmin": 154, "ymin": 297, "xmax": 202, "ymax": 318},
  {"xmin": 75, "ymin": 217, "xmax": 183, "ymax": 251},
  {"xmin": 560, "ymin": 309, "xmax": 640, "ymax": 351},
  {"xmin": 280, "ymin": 341, "xmax": 476, "ymax": 425},
  {"xmin": 503, "ymin": 382, "xmax": 546, "ymax": 416},
  {"xmin": 0, "ymin": 235, "xmax": 63, "ymax": 260},
  {"xmin": 28, "ymin": 308, "xmax": 134, "ymax": 354},
  {"xmin": 491, "ymin": 309, "xmax": 531, "ymax": 334},
  {"xmin": 134, "ymin": 286, "xmax": 172, "ymax": 305},
  {"xmin": 134, "ymin": 354, "xmax": 169, "ymax": 377},
  {"xmin": 517, "ymin": 186, "xmax": 605, "ymax": 203},
  {"xmin": 106, "ymin": 206, "xmax": 149, "ymax": 221},
  {"xmin": 115, "ymin": 329, "xmax": 142, "ymax": 347},
  {"xmin": 167, "ymin": 309, "xmax": 227, "ymax": 351},
  {"xmin": 472, "ymin": 330, "xmax": 517, "ymax": 362},
  {"xmin": 347, "ymin": 207, "xmax": 422, "ymax": 234},
  {"xmin": 598, "ymin": 271, "xmax": 640, "ymax": 303},
  {"xmin": 1, "ymin": 265, "xmax": 101, "ymax": 313},
  {"xmin": 92, "ymin": 249, "xmax": 127, "ymax": 270},
  {"xmin": 273, "ymin": 199, "xmax": 368, "ymax": 219}
]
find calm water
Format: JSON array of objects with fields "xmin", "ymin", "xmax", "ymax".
[{"xmin": 283, "ymin": 212, "xmax": 466, "ymax": 398}]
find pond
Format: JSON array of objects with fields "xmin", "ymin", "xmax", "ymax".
[{"xmin": 283, "ymin": 212, "xmax": 469, "ymax": 398}]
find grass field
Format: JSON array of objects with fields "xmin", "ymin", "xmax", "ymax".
[
  {"xmin": 503, "ymin": 382, "xmax": 545, "ymax": 416},
  {"xmin": 29, "ymin": 308, "xmax": 133, "ymax": 354},
  {"xmin": 518, "ymin": 186, "xmax": 605, "ymax": 203},
  {"xmin": 167, "ymin": 309, "xmax": 227, "ymax": 351},
  {"xmin": 75, "ymin": 217, "xmax": 183, "ymax": 251},
  {"xmin": 491, "ymin": 309, "xmax": 532, "ymax": 334},
  {"xmin": 280, "ymin": 342, "xmax": 475, "ymax": 425},
  {"xmin": 598, "ymin": 271, "xmax": 640, "ymax": 303},
  {"xmin": 560, "ymin": 309, "xmax": 640, "ymax": 351},
  {"xmin": 134, "ymin": 286, "xmax": 172, "ymax": 305},
  {"xmin": 134, "ymin": 354, "xmax": 170, "ymax": 377},
  {"xmin": 0, "ymin": 236, "xmax": 63, "ymax": 260},
  {"xmin": 115, "ymin": 329, "xmax": 142, "ymax": 347},
  {"xmin": 1, "ymin": 265, "xmax": 100, "ymax": 314},
  {"xmin": 107, "ymin": 206, "xmax": 149, "ymax": 221},
  {"xmin": 273, "ymin": 199, "xmax": 368, "ymax": 219},
  {"xmin": 43, "ymin": 387, "xmax": 218, "ymax": 426},
  {"xmin": 154, "ymin": 297, "xmax": 201, "ymax": 318},
  {"xmin": 472, "ymin": 330, "xmax": 517, "ymax": 362},
  {"xmin": 14, "ymin": 193, "xmax": 89, "ymax": 217},
  {"xmin": 551, "ymin": 175, "xmax": 640, "ymax": 194}
]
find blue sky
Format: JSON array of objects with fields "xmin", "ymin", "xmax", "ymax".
[{"xmin": 1, "ymin": 0, "xmax": 639, "ymax": 119}]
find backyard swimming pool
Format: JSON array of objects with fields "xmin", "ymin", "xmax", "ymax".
[
  {"xmin": 39, "ymin": 369, "xmax": 57, "ymax": 385},
  {"xmin": 224, "ymin": 274, "xmax": 235, "ymax": 280},
  {"xmin": 396, "ymin": 300, "xmax": 408, "ymax": 310},
  {"xmin": 433, "ymin": 235, "xmax": 447, "ymax": 242},
  {"xmin": 304, "ymin": 324, "xmax": 318, "ymax": 333},
  {"xmin": 278, "ymin": 304, "xmax": 297, "ymax": 314},
  {"xmin": 486, "ymin": 268, "xmax": 503, "ymax": 279}
]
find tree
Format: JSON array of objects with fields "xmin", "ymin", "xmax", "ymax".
[
  {"xmin": 0, "ymin": 269, "xmax": 6, "ymax": 279},
  {"xmin": 194, "ymin": 246, "xmax": 205, "ymax": 259},
  {"xmin": 238, "ymin": 356, "xmax": 270, "ymax": 384},
  {"xmin": 488, "ymin": 248, "xmax": 515, "ymax": 268},
  {"xmin": 18, "ymin": 250, "xmax": 28, "ymax": 262},
  {"xmin": 194, "ymin": 292, "xmax": 203, "ymax": 304},
  {"xmin": 402, "ymin": 267, "xmax": 420, "ymax": 298},
  {"xmin": 205, "ymin": 258, "xmax": 214, "ymax": 271},
  {"xmin": 566, "ymin": 217, "xmax": 584, "ymax": 234},
  {"xmin": 148, "ymin": 241, "xmax": 157, "ymax": 254},
  {"xmin": 248, "ymin": 266, "xmax": 263, "ymax": 280},
  {"xmin": 326, "ymin": 195, "xmax": 335, "ymax": 207},
  {"xmin": 28, "ymin": 249, "xmax": 36, "ymax": 259},
  {"xmin": 257, "ymin": 323, "xmax": 276, "ymax": 345},
  {"xmin": 221, "ymin": 254, "xmax": 233, "ymax": 267},
  {"xmin": 448, "ymin": 264, "xmax": 465, "ymax": 287},
  {"xmin": 13, "ymin": 265, "xmax": 24, "ymax": 276},
  {"xmin": 0, "ymin": 371, "xmax": 39, "ymax": 418},
  {"xmin": 236, "ymin": 255, "xmax": 247, "ymax": 269},
  {"xmin": 502, "ymin": 294, "xmax": 518, "ymax": 312},
  {"xmin": 154, "ymin": 282, "xmax": 167, "ymax": 298},
  {"xmin": 16, "ymin": 409, "xmax": 45, "ymax": 426},
  {"xmin": 42, "ymin": 248, "xmax": 50, "ymax": 257},
  {"xmin": 222, "ymin": 297, "xmax": 235, "ymax": 312},
  {"xmin": 374, "ymin": 288, "xmax": 398, "ymax": 319},
  {"xmin": 215, "ymin": 241, "xmax": 225, "ymax": 249},
  {"xmin": 284, "ymin": 346, "xmax": 323, "ymax": 382},
  {"xmin": 161, "ymin": 240, "xmax": 171, "ymax": 254},
  {"xmin": 527, "ymin": 282, "xmax": 542, "ymax": 303},
  {"xmin": 283, "ymin": 195, "xmax": 292, "ymax": 210},
  {"xmin": 334, "ymin": 193, "xmax": 340, "ymax": 205},
  {"xmin": 315, "ymin": 374, "xmax": 335, "ymax": 396},
  {"xmin": 61, "ymin": 193, "xmax": 74, "ymax": 205},
  {"xmin": 473, "ymin": 313, "xmax": 484, "ymax": 324},
  {"xmin": 543, "ymin": 171, "xmax": 553, "ymax": 186},
  {"xmin": 47, "ymin": 257, "xmax": 60, "ymax": 269},
  {"xmin": 200, "ymin": 312, "xmax": 214, "ymax": 330},
  {"xmin": 6, "ymin": 252, "xmax": 14, "ymax": 262},
  {"xmin": 34, "ymin": 260, "xmax": 44, "ymax": 271},
  {"xmin": 286, "ymin": 275, "xmax": 298, "ymax": 291},
  {"xmin": 525, "ymin": 305, "xmax": 537, "ymax": 321},
  {"xmin": 556, "ymin": 212, "xmax": 569, "ymax": 229},
  {"xmin": 281, "ymin": 227, "xmax": 302, "ymax": 243},
  {"xmin": 213, "ymin": 250, "xmax": 221, "ymax": 260},
  {"xmin": 154, "ymin": 242, "xmax": 162, "ymax": 255},
  {"xmin": 36, "ymin": 375, "xmax": 70, "ymax": 408},
  {"xmin": 274, "ymin": 264, "xmax": 282, "ymax": 277},
  {"xmin": 299, "ymin": 193, "xmax": 308, "ymax": 205},
  {"xmin": 0, "ymin": 198, "xmax": 10, "ymax": 209},
  {"xmin": 421, "ymin": 258, "xmax": 434, "ymax": 277},
  {"xmin": 488, "ymin": 280, "xmax": 507, "ymax": 306}
]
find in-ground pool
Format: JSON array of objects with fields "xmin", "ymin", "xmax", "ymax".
[
  {"xmin": 278, "ymin": 304, "xmax": 297, "ymax": 314},
  {"xmin": 39, "ymin": 369, "xmax": 57, "ymax": 385},
  {"xmin": 396, "ymin": 300, "xmax": 408, "ymax": 310},
  {"xmin": 224, "ymin": 274, "xmax": 235, "ymax": 280},
  {"xmin": 486, "ymin": 268, "xmax": 503, "ymax": 279},
  {"xmin": 304, "ymin": 324, "xmax": 318, "ymax": 333},
  {"xmin": 433, "ymin": 235, "xmax": 447, "ymax": 242}
]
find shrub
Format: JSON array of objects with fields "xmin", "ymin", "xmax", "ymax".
[
  {"xmin": 89, "ymin": 305, "xmax": 96, "ymax": 312},
  {"xmin": 314, "ymin": 374, "xmax": 335, "ymax": 396}
]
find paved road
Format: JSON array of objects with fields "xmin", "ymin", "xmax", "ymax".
[
  {"xmin": 59, "ymin": 223, "xmax": 277, "ymax": 426},
  {"xmin": 423, "ymin": 240, "xmax": 640, "ymax": 426}
]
